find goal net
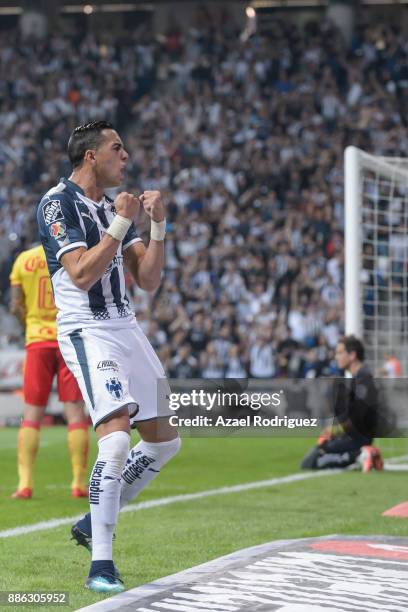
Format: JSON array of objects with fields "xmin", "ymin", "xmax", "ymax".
[{"xmin": 345, "ymin": 146, "xmax": 408, "ymax": 377}]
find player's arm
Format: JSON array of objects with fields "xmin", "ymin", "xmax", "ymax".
[
  {"xmin": 124, "ymin": 191, "xmax": 165, "ymax": 292},
  {"xmin": 61, "ymin": 239, "xmax": 122, "ymax": 292},
  {"xmin": 9, "ymin": 255, "xmax": 26, "ymax": 325},
  {"xmin": 10, "ymin": 285, "xmax": 26, "ymax": 326},
  {"xmin": 124, "ymin": 240, "xmax": 164, "ymax": 292},
  {"xmin": 60, "ymin": 192, "xmax": 140, "ymax": 292}
]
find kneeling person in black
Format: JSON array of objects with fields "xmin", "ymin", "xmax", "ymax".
[{"xmin": 301, "ymin": 336, "xmax": 383, "ymax": 471}]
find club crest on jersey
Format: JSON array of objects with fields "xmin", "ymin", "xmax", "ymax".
[
  {"xmin": 43, "ymin": 200, "xmax": 64, "ymax": 225},
  {"xmin": 105, "ymin": 377, "xmax": 124, "ymax": 400},
  {"xmin": 49, "ymin": 221, "xmax": 66, "ymax": 239}
]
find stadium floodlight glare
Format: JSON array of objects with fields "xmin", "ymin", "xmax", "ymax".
[
  {"xmin": 246, "ymin": 6, "xmax": 256, "ymax": 18},
  {"xmin": 345, "ymin": 146, "xmax": 408, "ymax": 375},
  {"xmin": 83, "ymin": 4, "xmax": 94, "ymax": 14}
]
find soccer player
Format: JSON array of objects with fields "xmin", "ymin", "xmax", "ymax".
[
  {"xmin": 37, "ymin": 121, "xmax": 181, "ymax": 594},
  {"xmin": 10, "ymin": 244, "xmax": 88, "ymax": 499},
  {"xmin": 301, "ymin": 335, "xmax": 383, "ymax": 471}
]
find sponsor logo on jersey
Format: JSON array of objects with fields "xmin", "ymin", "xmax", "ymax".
[
  {"xmin": 97, "ymin": 360, "xmax": 119, "ymax": 372},
  {"xmin": 89, "ymin": 460, "xmax": 106, "ymax": 505},
  {"xmin": 43, "ymin": 200, "xmax": 64, "ymax": 225},
  {"xmin": 105, "ymin": 377, "xmax": 124, "ymax": 400},
  {"xmin": 49, "ymin": 221, "xmax": 67, "ymax": 239},
  {"xmin": 105, "ymin": 255, "xmax": 124, "ymax": 274},
  {"xmin": 24, "ymin": 256, "xmax": 47, "ymax": 272},
  {"xmin": 38, "ymin": 326, "xmax": 56, "ymax": 337}
]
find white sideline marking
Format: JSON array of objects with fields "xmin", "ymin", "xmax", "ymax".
[
  {"xmin": 385, "ymin": 454, "xmax": 408, "ymax": 464},
  {"xmin": 384, "ymin": 464, "xmax": 408, "ymax": 471},
  {"xmin": 384, "ymin": 454, "xmax": 408, "ymax": 471},
  {"xmin": 0, "ymin": 469, "xmax": 341, "ymax": 539}
]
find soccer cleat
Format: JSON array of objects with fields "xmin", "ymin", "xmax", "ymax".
[
  {"xmin": 362, "ymin": 449, "xmax": 373, "ymax": 473},
  {"xmin": 360, "ymin": 445, "xmax": 384, "ymax": 473},
  {"xmin": 71, "ymin": 523, "xmax": 92, "ymax": 553},
  {"xmin": 71, "ymin": 487, "xmax": 88, "ymax": 498},
  {"xmin": 85, "ymin": 573, "xmax": 124, "ymax": 594},
  {"xmin": 372, "ymin": 446, "xmax": 384, "ymax": 471},
  {"xmin": 71, "ymin": 521, "xmax": 121, "ymax": 578},
  {"xmin": 11, "ymin": 487, "xmax": 32, "ymax": 499}
]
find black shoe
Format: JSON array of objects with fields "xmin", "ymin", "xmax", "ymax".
[
  {"xmin": 71, "ymin": 523, "xmax": 120, "ymax": 578},
  {"xmin": 71, "ymin": 523, "xmax": 92, "ymax": 553}
]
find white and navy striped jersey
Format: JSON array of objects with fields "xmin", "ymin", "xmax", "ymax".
[{"xmin": 37, "ymin": 177, "xmax": 141, "ymax": 335}]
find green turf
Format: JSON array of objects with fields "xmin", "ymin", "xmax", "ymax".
[{"xmin": 0, "ymin": 428, "xmax": 407, "ymax": 611}]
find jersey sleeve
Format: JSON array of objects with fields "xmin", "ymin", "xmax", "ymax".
[
  {"xmin": 9, "ymin": 254, "xmax": 22, "ymax": 285},
  {"xmin": 37, "ymin": 193, "xmax": 87, "ymax": 261},
  {"xmin": 122, "ymin": 222, "xmax": 142, "ymax": 251}
]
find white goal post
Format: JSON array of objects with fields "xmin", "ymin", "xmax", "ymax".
[{"xmin": 344, "ymin": 146, "xmax": 408, "ymax": 376}]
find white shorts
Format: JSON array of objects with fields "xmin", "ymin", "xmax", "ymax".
[{"xmin": 58, "ymin": 323, "xmax": 171, "ymax": 428}]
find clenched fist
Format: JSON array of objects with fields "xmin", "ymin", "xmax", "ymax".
[
  {"xmin": 114, "ymin": 192, "xmax": 140, "ymax": 220},
  {"xmin": 139, "ymin": 191, "xmax": 165, "ymax": 222}
]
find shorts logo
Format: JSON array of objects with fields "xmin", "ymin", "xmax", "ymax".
[
  {"xmin": 49, "ymin": 221, "xmax": 66, "ymax": 239},
  {"xmin": 105, "ymin": 377, "xmax": 124, "ymax": 400},
  {"xmin": 98, "ymin": 360, "xmax": 119, "ymax": 372},
  {"xmin": 43, "ymin": 200, "xmax": 64, "ymax": 225}
]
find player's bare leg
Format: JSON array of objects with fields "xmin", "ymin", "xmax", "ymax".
[
  {"xmin": 12, "ymin": 404, "xmax": 43, "ymax": 499},
  {"xmin": 64, "ymin": 401, "xmax": 89, "ymax": 498}
]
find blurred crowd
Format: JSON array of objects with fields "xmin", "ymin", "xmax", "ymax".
[{"xmin": 1, "ymin": 12, "xmax": 407, "ymax": 378}]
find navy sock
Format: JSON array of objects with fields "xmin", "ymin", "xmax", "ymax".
[
  {"xmin": 77, "ymin": 513, "xmax": 92, "ymax": 537},
  {"xmin": 89, "ymin": 560, "xmax": 115, "ymax": 578}
]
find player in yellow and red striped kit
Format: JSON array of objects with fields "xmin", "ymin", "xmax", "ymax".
[{"xmin": 10, "ymin": 244, "xmax": 89, "ymax": 499}]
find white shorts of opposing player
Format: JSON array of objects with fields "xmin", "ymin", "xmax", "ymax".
[{"xmin": 58, "ymin": 321, "xmax": 171, "ymax": 428}]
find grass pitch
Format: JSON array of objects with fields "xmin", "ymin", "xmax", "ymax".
[{"xmin": 0, "ymin": 427, "xmax": 407, "ymax": 611}]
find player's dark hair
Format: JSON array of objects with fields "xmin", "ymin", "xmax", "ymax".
[
  {"xmin": 67, "ymin": 121, "xmax": 114, "ymax": 168},
  {"xmin": 342, "ymin": 335, "xmax": 365, "ymax": 361}
]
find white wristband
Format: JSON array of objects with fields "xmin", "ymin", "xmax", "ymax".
[
  {"xmin": 106, "ymin": 215, "xmax": 132, "ymax": 242},
  {"xmin": 150, "ymin": 218, "xmax": 166, "ymax": 241}
]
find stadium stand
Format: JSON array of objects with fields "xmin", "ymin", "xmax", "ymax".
[{"xmin": 0, "ymin": 16, "xmax": 407, "ymax": 379}]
